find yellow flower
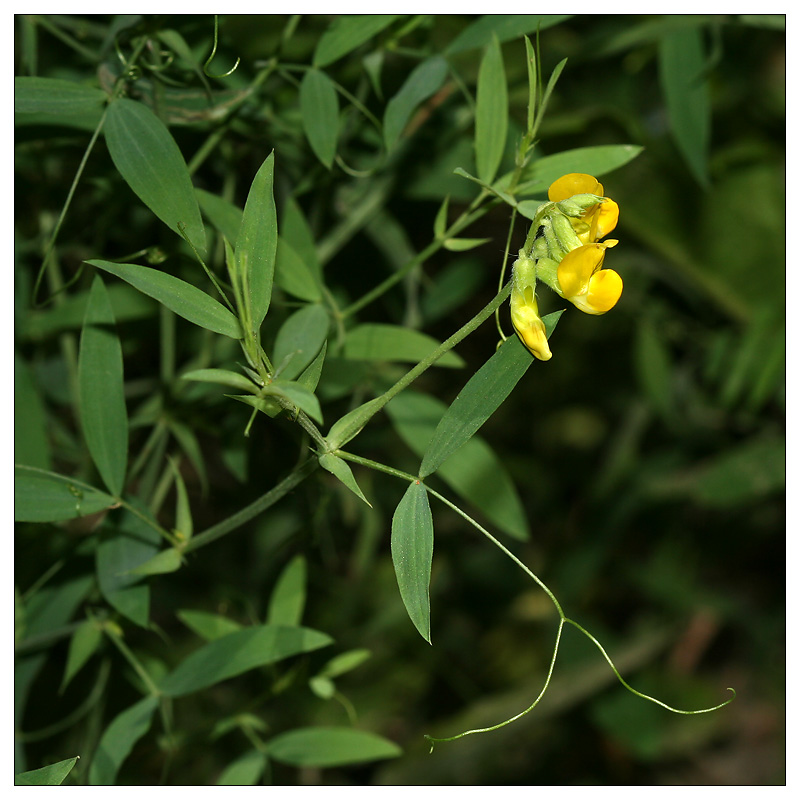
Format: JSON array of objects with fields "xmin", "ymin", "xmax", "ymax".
[
  {"xmin": 510, "ymin": 254, "xmax": 552, "ymax": 361},
  {"xmin": 548, "ymin": 173, "xmax": 619, "ymax": 245},
  {"xmin": 557, "ymin": 242, "xmax": 623, "ymax": 315}
]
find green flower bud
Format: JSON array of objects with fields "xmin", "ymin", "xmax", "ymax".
[
  {"xmin": 550, "ymin": 209, "xmax": 584, "ymax": 253},
  {"xmin": 555, "ymin": 192, "xmax": 604, "ymax": 217}
]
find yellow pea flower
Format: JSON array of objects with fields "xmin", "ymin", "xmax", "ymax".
[
  {"xmin": 510, "ymin": 255, "xmax": 552, "ymax": 361},
  {"xmin": 548, "ymin": 172, "xmax": 619, "ymax": 245},
  {"xmin": 557, "ymin": 241, "xmax": 623, "ymax": 315}
]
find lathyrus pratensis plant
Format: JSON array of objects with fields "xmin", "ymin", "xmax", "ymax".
[{"xmin": 14, "ymin": 16, "xmax": 735, "ymax": 784}]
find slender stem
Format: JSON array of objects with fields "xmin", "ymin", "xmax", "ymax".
[
  {"xmin": 105, "ymin": 627, "xmax": 161, "ymax": 697},
  {"xmin": 184, "ymin": 458, "xmax": 317, "ymax": 554},
  {"xmin": 341, "ymin": 189, "xmax": 492, "ymax": 319}
]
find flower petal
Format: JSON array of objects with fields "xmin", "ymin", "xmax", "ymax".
[
  {"xmin": 586, "ymin": 269, "xmax": 623, "ymax": 314},
  {"xmin": 556, "ymin": 244, "xmax": 605, "ymax": 298},
  {"xmin": 548, "ymin": 173, "xmax": 603, "ymax": 202}
]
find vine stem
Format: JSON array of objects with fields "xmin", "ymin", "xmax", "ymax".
[
  {"xmin": 183, "ymin": 458, "xmax": 317, "ymax": 554},
  {"xmin": 334, "ymin": 451, "xmax": 736, "ymax": 744}
]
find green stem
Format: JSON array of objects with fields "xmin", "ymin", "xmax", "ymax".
[
  {"xmin": 105, "ymin": 626, "xmax": 161, "ymax": 697},
  {"xmin": 184, "ymin": 458, "xmax": 317, "ymax": 554},
  {"xmin": 341, "ymin": 189, "xmax": 492, "ymax": 319}
]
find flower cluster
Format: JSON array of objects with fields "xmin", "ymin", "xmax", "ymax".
[{"xmin": 510, "ymin": 173, "xmax": 623, "ymax": 360}]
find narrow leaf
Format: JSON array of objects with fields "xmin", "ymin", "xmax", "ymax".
[
  {"xmin": 89, "ymin": 696, "xmax": 158, "ymax": 785},
  {"xmin": 79, "ymin": 276, "xmax": 128, "ymax": 496},
  {"xmin": 88, "ymin": 260, "xmax": 241, "ymax": 339},
  {"xmin": 445, "ymin": 14, "xmax": 570, "ymax": 54},
  {"xmin": 14, "ymin": 465, "xmax": 115, "ymax": 522},
  {"xmin": 276, "ymin": 237, "xmax": 322, "ymax": 302},
  {"xmin": 343, "ymin": 323, "xmax": 464, "ymax": 368},
  {"xmin": 265, "ymin": 381, "xmax": 323, "ymax": 424},
  {"xmin": 387, "ymin": 391, "xmax": 529, "ymax": 541},
  {"xmin": 267, "ymin": 556, "xmax": 307, "ymax": 626},
  {"xmin": 272, "ymin": 303, "xmax": 329, "ymax": 382},
  {"xmin": 15, "ymin": 75, "xmax": 105, "ymax": 129},
  {"xmin": 475, "ymin": 35, "xmax": 508, "ymax": 185},
  {"xmin": 127, "ymin": 548, "xmax": 182, "ymax": 576},
  {"xmin": 60, "ymin": 620, "xmax": 102, "ymax": 693},
  {"xmin": 317, "ymin": 648, "xmax": 371, "ymax": 678},
  {"xmin": 104, "ymin": 98, "xmax": 205, "ymax": 253},
  {"xmin": 217, "ymin": 750, "xmax": 268, "ymax": 786},
  {"xmin": 181, "ymin": 368, "xmax": 257, "ymax": 393},
  {"xmin": 196, "ymin": 188, "xmax": 242, "ymax": 244},
  {"xmin": 313, "ymin": 15, "xmax": 401, "ymax": 67},
  {"xmin": 419, "ymin": 314, "xmax": 562, "ymax": 478},
  {"xmin": 177, "ymin": 609, "xmax": 243, "ymax": 641},
  {"xmin": 319, "ymin": 453, "xmax": 372, "ymax": 507},
  {"xmin": 96, "ymin": 507, "xmax": 161, "ymax": 628},
  {"xmin": 391, "ymin": 481, "xmax": 434, "ymax": 643},
  {"xmin": 515, "ymin": 145, "xmax": 644, "ymax": 198},
  {"xmin": 384, "ymin": 56, "xmax": 448, "ymax": 151},
  {"xmin": 236, "ymin": 152, "xmax": 278, "ymax": 330},
  {"xmin": 159, "ymin": 624, "xmax": 333, "ymax": 697},
  {"xmin": 443, "ymin": 237, "xmax": 492, "ymax": 252},
  {"xmin": 433, "ymin": 196, "xmax": 450, "ymax": 239},
  {"xmin": 658, "ymin": 27, "xmax": 710, "ymax": 186},
  {"xmin": 16, "ymin": 757, "xmax": 80, "ymax": 786},
  {"xmin": 300, "ymin": 69, "xmax": 339, "ymax": 169},
  {"xmin": 267, "ymin": 727, "xmax": 401, "ymax": 767}
]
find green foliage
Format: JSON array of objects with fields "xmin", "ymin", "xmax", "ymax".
[{"xmin": 14, "ymin": 13, "xmax": 783, "ymax": 786}]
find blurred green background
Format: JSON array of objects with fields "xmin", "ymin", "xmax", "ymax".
[{"xmin": 15, "ymin": 14, "xmax": 784, "ymax": 785}]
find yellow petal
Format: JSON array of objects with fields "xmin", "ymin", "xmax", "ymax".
[
  {"xmin": 548, "ymin": 173, "xmax": 603, "ymax": 202},
  {"xmin": 556, "ymin": 244, "xmax": 605, "ymax": 297},
  {"xmin": 589, "ymin": 198, "xmax": 619, "ymax": 240},
  {"xmin": 510, "ymin": 299, "xmax": 552, "ymax": 361},
  {"xmin": 586, "ymin": 269, "xmax": 623, "ymax": 314}
]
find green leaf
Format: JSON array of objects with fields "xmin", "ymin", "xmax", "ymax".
[
  {"xmin": 515, "ymin": 145, "xmax": 644, "ymax": 198},
  {"xmin": 443, "ymin": 237, "xmax": 492, "ymax": 252},
  {"xmin": 89, "ymin": 696, "xmax": 158, "ymax": 785},
  {"xmin": 325, "ymin": 396, "xmax": 384, "ymax": 451},
  {"xmin": 281, "ymin": 197, "xmax": 322, "ymax": 282},
  {"xmin": 87, "ymin": 260, "xmax": 241, "ymax": 339},
  {"xmin": 14, "ymin": 465, "xmax": 116, "ymax": 522},
  {"xmin": 658, "ymin": 27, "xmax": 710, "ymax": 187},
  {"xmin": 266, "ymin": 727, "xmax": 401, "ymax": 767},
  {"xmin": 276, "ymin": 237, "xmax": 322, "ymax": 302},
  {"xmin": 267, "ymin": 556, "xmax": 307, "ymax": 626},
  {"xmin": 127, "ymin": 548, "xmax": 183, "ymax": 576},
  {"xmin": 300, "ymin": 69, "xmax": 339, "ymax": 169},
  {"xmin": 60, "ymin": 620, "xmax": 103, "ymax": 693},
  {"xmin": 78, "ymin": 276, "xmax": 128, "ymax": 497},
  {"xmin": 217, "ymin": 750, "xmax": 268, "ymax": 786},
  {"xmin": 181, "ymin": 368, "xmax": 257, "ymax": 393},
  {"xmin": 475, "ymin": 35, "xmax": 508, "ymax": 185},
  {"xmin": 159, "ymin": 624, "xmax": 333, "ymax": 697},
  {"xmin": 387, "ymin": 391, "xmax": 529, "ymax": 541},
  {"xmin": 445, "ymin": 14, "xmax": 570, "ymax": 54},
  {"xmin": 384, "ymin": 56, "xmax": 448, "ymax": 152},
  {"xmin": 319, "ymin": 453, "xmax": 372, "ymax": 507},
  {"xmin": 177, "ymin": 609, "xmax": 243, "ymax": 641},
  {"xmin": 343, "ymin": 323, "xmax": 464, "ymax": 368},
  {"xmin": 313, "ymin": 15, "xmax": 401, "ymax": 67},
  {"xmin": 297, "ymin": 340, "xmax": 327, "ymax": 394},
  {"xmin": 391, "ymin": 481, "xmax": 434, "ymax": 643},
  {"xmin": 15, "ymin": 756, "xmax": 80, "ymax": 786},
  {"xmin": 317, "ymin": 648, "xmax": 371, "ymax": 679},
  {"xmin": 15, "ymin": 75, "xmax": 106, "ymax": 129},
  {"xmin": 272, "ymin": 303, "xmax": 329, "ymax": 381},
  {"xmin": 433, "ymin": 196, "xmax": 450, "ymax": 239},
  {"xmin": 104, "ymin": 98, "xmax": 205, "ymax": 253},
  {"xmin": 196, "ymin": 188, "xmax": 243, "ymax": 244},
  {"xmin": 236, "ymin": 152, "xmax": 278, "ymax": 330},
  {"xmin": 265, "ymin": 381, "xmax": 323, "ymax": 424},
  {"xmin": 14, "ymin": 353, "xmax": 51, "ymax": 470},
  {"xmin": 419, "ymin": 316, "xmax": 561, "ymax": 478},
  {"xmin": 96, "ymin": 507, "xmax": 161, "ymax": 628}
]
